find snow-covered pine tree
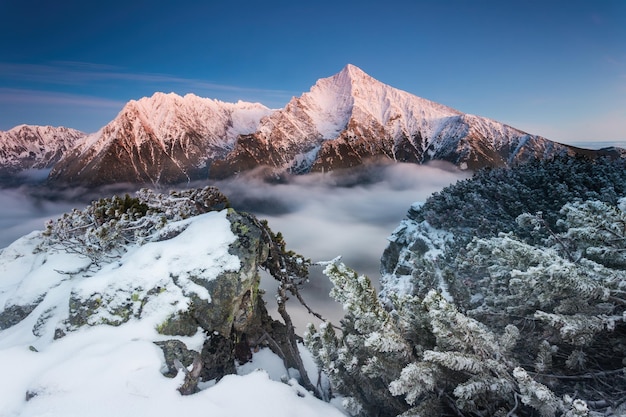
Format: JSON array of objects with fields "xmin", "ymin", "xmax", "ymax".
[
  {"xmin": 39, "ymin": 186, "xmax": 229, "ymax": 267},
  {"xmin": 375, "ymin": 157, "xmax": 626, "ymax": 416},
  {"xmin": 556, "ymin": 199, "xmax": 626, "ymax": 269},
  {"xmin": 460, "ymin": 199, "xmax": 626, "ymax": 410},
  {"xmin": 304, "ymin": 259, "xmax": 416, "ymax": 416},
  {"xmin": 306, "ymin": 260, "xmax": 589, "ymax": 416},
  {"xmin": 416, "ymin": 155, "xmax": 626, "ymax": 247},
  {"xmin": 308, "ymin": 200, "xmax": 626, "ymax": 416},
  {"xmin": 389, "ymin": 290, "xmax": 521, "ymax": 416}
]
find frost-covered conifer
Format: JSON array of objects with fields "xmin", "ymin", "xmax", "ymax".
[
  {"xmin": 376, "ymin": 157, "xmax": 626, "ymax": 416},
  {"xmin": 390, "ymin": 291, "xmax": 521, "ymax": 416},
  {"xmin": 556, "ymin": 199, "xmax": 626, "ymax": 269},
  {"xmin": 309, "ymin": 195, "xmax": 626, "ymax": 415},
  {"xmin": 304, "ymin": 259, "xmax": 415, "ymax": 416},
  {"xmin": 39, "ymin": 186, "xmax": 229, "ymax": 268},
  {"xmin": 458, "ymin": 200, "xmax": 626, "ymax": 411},
  {"xmin": 306, "ymin": 262, "xmax": 569, "ymax": 417}
]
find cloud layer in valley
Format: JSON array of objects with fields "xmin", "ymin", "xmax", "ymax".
[
  {"xmin": 214, "ymin": 162, "xmax": 470, "ymax": 328},
  {"xmin": 0, "ymin": 162, "xmax": 469, "ymax": 330}
]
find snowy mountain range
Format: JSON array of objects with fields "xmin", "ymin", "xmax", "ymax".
[
  {"xmin": 0, "ymin": 125, "xmax": 84, "ymax": 182},
  {"xmin": 211, "ymin": 64, "xmax": 571, "ymax": 178},
  {"xmin": 49, "ymin": 94, "xmax": 272, "ymax": 185},
  {"xmin": 1, "ymin": 64, "xmax": 622, "ymax": 186}
]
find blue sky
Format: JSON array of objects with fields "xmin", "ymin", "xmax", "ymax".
[{"xmin": 0, "ymin": 0, "xmax": 624, "ymax": 145}]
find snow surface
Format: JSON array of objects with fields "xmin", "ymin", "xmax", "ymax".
[{"xmin": 0, "ymin": 210, "xmax": 345, "ymax": 417}]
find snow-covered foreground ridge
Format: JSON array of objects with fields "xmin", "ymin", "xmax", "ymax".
[{"xmin": 0, "ymin": 188, "xmax": 344, "ymax": 417}]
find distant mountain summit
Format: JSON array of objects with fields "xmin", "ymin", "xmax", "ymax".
[
  {"xmin": 211, "ymin": 64, "xmax": 569, "ymax": 177},
  {"xmin": 1, "ymin": 65, "xmax": 620, "ymax": 187},
  {"xmin": 0, "ymin": 125, "xmax": 85, "ymax": 183},
  {"xmin": 48, "ymin": 93, "xmax": 272, "ymax": 185}
]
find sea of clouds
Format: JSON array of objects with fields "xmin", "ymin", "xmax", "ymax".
[{"xmin": 0, "ymin": 162, "xmax": 469, "ymax": 330}]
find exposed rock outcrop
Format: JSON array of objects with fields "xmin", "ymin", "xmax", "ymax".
[{"xmin": 0, "ymin": 187, "xmax": 303, "ymax": 390}]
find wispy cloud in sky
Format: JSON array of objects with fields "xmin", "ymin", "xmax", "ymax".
[
  {"xmin": 0, "ymin": 61, "xmax": 295, "ymax": 130},
  {"xmin": 0, "ymin": 61, "xmax": 294, "ymax": 98},
  {"xmin": 0, "ymin": 88, "xmax": 125, "ymax": 109}
]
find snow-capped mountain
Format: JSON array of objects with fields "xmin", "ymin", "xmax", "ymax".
[
  {"xmin": 211, "ymin": 64, "xmax": 571, "ymax": 177},
  {"xmin": 49, "ymin": 93, "xmax": 272, "ymax": 185},
  {"xmin": 6, "ymin": 64, "xmax": 619, "ymax": 187},
  {"xmin": 0, "ymin": 125, "xmax": 85, "ymax": 181}
]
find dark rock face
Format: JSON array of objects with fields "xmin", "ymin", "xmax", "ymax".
[
  {"xmin": 154, "ymin": 339, "xmax": 198, "ymax": 378},
  {"xmin": 49, "ymin": 115, "xmax": 209, "ymax": 186},
  {"xmin": 153, "ymin": 210, "xmax": 270, "ymax": 343},
  {"xmin": 209, "ymin": 134, "xmax": 284, "ymax": 179},
  {"xmin": 0, "ymin": 299, "xmax": 43, "ymax": 330}
]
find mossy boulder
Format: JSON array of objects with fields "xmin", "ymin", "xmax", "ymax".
[{"xmin": 152, "ymin": 210, "xmax": 269, "ymax": 337}]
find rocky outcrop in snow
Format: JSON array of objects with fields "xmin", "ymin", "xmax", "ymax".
[
  {"xmin": 0, "ymin": 187, "xmax": 299, "ymax": 390},
  {"xmin": 0, "ymin": 190, "xmax": 344, "ymax": 417}
]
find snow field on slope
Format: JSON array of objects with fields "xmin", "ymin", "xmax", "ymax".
[{"xmin": 0, "ymin": 211, "xmax": 345, "ymax": 417}]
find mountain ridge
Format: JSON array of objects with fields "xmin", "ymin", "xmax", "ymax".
[
  {"xmin": 1, "ymin": 64, "xmax": 622, "ymax": 186},
  {"xmin": 48, "ymin": 93, "xmax": 272, "ymax": 185},
  {"xmin": 0, "ymin": 124, "xmax": 85, "ymax": 182},
  {"xmin": 212, "ymin": 65, "xmax": 574, "ymax": 176}
]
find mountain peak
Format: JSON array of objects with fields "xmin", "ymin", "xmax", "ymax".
[
  {"xmin": 36, "ymin": 65, "xmax": 594, "ymax": 187},
  {"xmin": 0, "ymin": 124, "xmax": 85, "ymax": 176},
  {"xmin": 330, "ymin": 64, "xmax": 378, "ymax": 91},
  {"xmin": 339, "ymin": 63, "xmax": 370, "ymax": 80}
]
